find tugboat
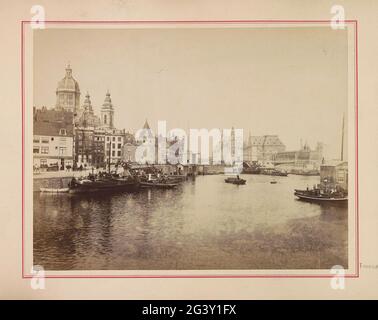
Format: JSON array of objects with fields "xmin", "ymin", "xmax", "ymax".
[
  {"xmin": 294, "ymin": 186, "xmax": 347, "ymax": 204},
  {"xmin": 225, "ymin": 175, "xmax": 246, "ymax": 185},
  {"xmin": 294, "ymin": 114, "xmax": 348, "ymax": 205}
]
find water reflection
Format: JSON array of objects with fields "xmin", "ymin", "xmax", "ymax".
[{"xmin": 34, "ymin": 174, "xmax": 348, "ymax": 270}]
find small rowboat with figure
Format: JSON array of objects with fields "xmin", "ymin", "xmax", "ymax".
[{"xmin": 224, "ymin": 177, "xmax": 246, "ymax": 185}]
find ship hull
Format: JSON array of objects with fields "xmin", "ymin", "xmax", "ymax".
[
  {"xmin": 140, "ymin": 182, "xmax": 178, "ymax": 189},
  {"xmin": 69, "ymin": 180, "xmax": 139, "ymax": 194},
  {"xmin": 294, "ymin": 191, "xmax": 348, "ymax": 205}
]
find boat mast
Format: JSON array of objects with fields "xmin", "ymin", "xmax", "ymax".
[
  {"xmin": 341, "ymin": 113, "xmax": 345, "ymax": 161},
  {"xmin": 108, "ymin": 137, "xmax": 111, "ymax": 174}
]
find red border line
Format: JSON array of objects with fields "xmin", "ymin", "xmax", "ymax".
[
  {"xmin": 354, "ymin": 20, "xmax": 360, "ymax": 278},
  {"xmin": 22, "ymin": 20, "xmax": 358, "ymax": 24},
  {"xmin": 21, "ymin": 20, "xmax": 25, "ymax": 279},
  {"xmin": 22, "ymin": 20, "xmax": 359, "ymax": 279}
]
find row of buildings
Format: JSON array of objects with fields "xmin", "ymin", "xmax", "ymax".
[{"xmin": 33, "ymin": 65, "xmax": 324, "ymax": 171}]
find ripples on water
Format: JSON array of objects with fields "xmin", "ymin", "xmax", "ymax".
[{"xmin": 33, "ymin": 174, "xmax": 348, "ymax": 270}]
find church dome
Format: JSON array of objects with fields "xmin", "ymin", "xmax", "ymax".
[{"xmin": 56, "ymin": 64, "xmax": 80, "ymax": 93}]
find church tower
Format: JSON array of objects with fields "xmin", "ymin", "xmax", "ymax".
[
  {"xmin": 55, "ymin": 64, "xmax": 80, "ymax": 112},
  {"xmin": 100, "ymin": 91, "xmax": 114, "ymax": 129}
]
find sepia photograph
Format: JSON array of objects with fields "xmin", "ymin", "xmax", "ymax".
[{"xmin": 32, "ymin": 26, "xmax": 350, "ymax": 271}]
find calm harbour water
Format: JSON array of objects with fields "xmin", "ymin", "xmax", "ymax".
[{"xmin": 34, "ymin": 174, "xmax": 348, "ymax": 270}]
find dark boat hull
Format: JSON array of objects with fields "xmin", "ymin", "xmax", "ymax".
[
  {"xmin": 242, "ymin": 168, "xmax": 261, "ymax": 174},
  {"xmin": 225, "ymin": 178, "xmax": 246, "ymax": 185},
  {"xmin": 140, "ymin": 182, "xmax": 178, "ymax": 189},
  {"xmin": 69, "ymin": 180, "xmax": 139, "ymax": 193},
  {"xmin": 294, "ymin": 191, "xmax": 348, "ymax": 205}
]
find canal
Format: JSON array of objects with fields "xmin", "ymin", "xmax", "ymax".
[{"xmin": 33, "ymin": 174, "xmax": 348, "ymax": 270}]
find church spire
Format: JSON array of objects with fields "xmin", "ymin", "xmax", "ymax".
[
  {"xmin": 83, "ymin": 91, "xmax": 93, "ymax": 113},
  {"xmin": 143, "ymin": 119, "xmax": 150, "ymax": 130},
  {"xmin": 100, "ymin": 91, "xmax": 114, "ymax": 129},
  {"xmin": 65, "ymin": 63, "xmax": 72, "ymax": 77}
]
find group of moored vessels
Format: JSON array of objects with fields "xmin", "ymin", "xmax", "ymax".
[
  {"xmin": 223, "ymin": 173, "xmax": 348, "ymax": 205},
  {"xmin": 40, "ymin": 168, "xmax": 183, "ymax": 194}
]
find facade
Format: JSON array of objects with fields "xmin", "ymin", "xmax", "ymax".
[
  {"xmin": 33, "ymin": 108, "xmax": 74, "ymax": 170},
  {"xmin": 273, "ymin": 142, "xmax": 324, "ymax": 170},
  {"xmin": 123, "ymin": 143, "xmax": 138, "ymax": 162},
  {"xmin": 104, "ymin": 128, "xmax": 125, "ymax": 164},
  {"xmin": 75, "ymin": 92, "xmax": 101, "ymax": 127},
  {"xmin": 320, "ymin": 161, "xmax": 348, "ymax": 191},
  {"xmin": 74, "ymin": 92, "xmax": 104, "ymax": 167},
  {"xmin": 244, "ymin": 134, "xmax": 286, "ymax": 164},
  {"xmin": 100, "ymin": 91, "xmax": 114, "ymax": 129},
  {"xmin": 75, "ymin": 127, "xmax": 95, "ymax": 167}
]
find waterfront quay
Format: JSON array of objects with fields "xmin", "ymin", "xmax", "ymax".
[{"xmin": 33, "ymin": 163, "xmax": 227, "ymax": 191}]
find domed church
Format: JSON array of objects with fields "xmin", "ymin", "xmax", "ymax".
[{"xmin": 55, "ymin": 64, "xmax": 81, "ymax": 112}]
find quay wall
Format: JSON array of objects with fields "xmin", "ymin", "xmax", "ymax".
[{"xmin": 34, "ymin": 177, "xmax": 72, "ymax": 191}]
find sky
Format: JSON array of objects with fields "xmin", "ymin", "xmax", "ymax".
[{"xmin": 34, "ymin": 27, "xmax": 348, "ymax": 159}]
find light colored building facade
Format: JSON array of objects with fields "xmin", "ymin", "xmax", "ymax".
[
  {"xmin": 273, "ymin": 142, "xmax": 324, "ymax": 170},
  {"xmin": 104, "ymin": 129, "xmax": 125, "ymax": 164}
]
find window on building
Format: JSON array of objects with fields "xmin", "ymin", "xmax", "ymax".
[
  {"xmin": 107, "ymin": 137, "xmax": 110, "ymax": 141},
  {"xmin": 59, "ymin": 129, "xmax": 67, "ymax": 136},
  {"xmin": 40, "ymin": 159, "xmax": 47, "ymax": 168},
  {"xmin": 112, "ymin": 143, "xmax": 115, "ymax": 149},
  {"xmin": 33, "ymin": 137, "xmax": 39, "ymax": 143},
  {"xmin": 118, "ymin": 137, "xmax": 121, "ymax": 141},
  {"xmin": 117, "ymin": 144, "xmax": 121, "ymax": 149},
  {"xmin": 112, "ymin": 137, "xmax": 115, "ymax": 141},
  {"xmin": 117, "ymin": 151, "xmax": 121, "ymax": 157},
  {"xmin": 33, "ymin": 147, "xmax": 39, "ymax": 154},
  {"xmin": 41, "ymin": 137, "xmax": 49, "ymax": 143},
  {"xmin": 112, "ymin": 151, "xmax": 115, "ymax": 157},
  {"xmin": 104, "ymin": 115, "xmax": 107, "ymax": 124},
  {"xmin": 41, "ymin": 147, "xmax": 49, "ymax": 154}
]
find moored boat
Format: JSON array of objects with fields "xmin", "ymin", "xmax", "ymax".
[
  {"xmin": 140, "ymin": 181, "xmax": 179, "ymax": 189},
  {"xmin": 225, "ymin": 176, "xmax": 246, "ymax": 185},
  {"xmin": 261, "ymin": 168, "xmax": 288, "ymax": 176},
  {"xmin": 294, "ymin": 188, "xmax": 347, "ymax": 204},
  {"xmin": 68, "ymin": 174, "xmax": 139, "ymax": 193}
]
